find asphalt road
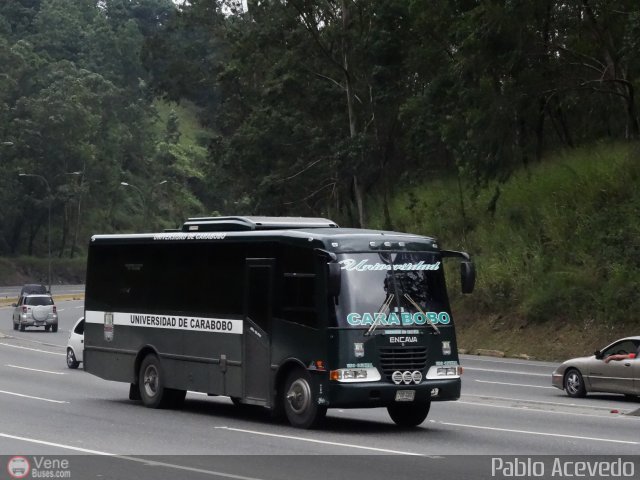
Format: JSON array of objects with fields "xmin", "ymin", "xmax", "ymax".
[{"xmin": 1, "ymin": 296, "xmax": 639, "ymax": 479}]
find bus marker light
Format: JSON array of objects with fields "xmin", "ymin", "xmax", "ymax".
[{"xmin": 354, "ymin": 343, "xmax": 364, "ymax": 358}]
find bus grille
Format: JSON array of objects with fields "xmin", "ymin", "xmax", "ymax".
[{"xmin": 379, "ymin": 347, "xmax": 428, "ymax": 379}]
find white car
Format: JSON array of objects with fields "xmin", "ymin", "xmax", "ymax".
[{"xmin": 67, "ymin": 317, "xmax": 85, "ymax": 369}]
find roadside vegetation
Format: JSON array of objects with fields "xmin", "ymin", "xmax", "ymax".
[
  {"xmin": 367, "ymin": 142, "xmax": 640, "ymax": 360},
  {"xmin": 2, "ymin": 1, "xmax": 639, "ymax": 360}
]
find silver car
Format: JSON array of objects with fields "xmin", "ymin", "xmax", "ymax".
[
  {"xmin": 552, "ymin": 336, "xmax": 640, "ymax": 398},
  {"xmin": 12, "ymin": 294, "xmax": 58, "ymax": 332}
]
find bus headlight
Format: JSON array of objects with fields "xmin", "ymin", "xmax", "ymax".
[
  {"xmin": 330, "ymin": 367, "xmax": 381, "ymax": 383},
  {"xmin": 426, "ymin": 365, "xmax": 462, "ymax": 379}
]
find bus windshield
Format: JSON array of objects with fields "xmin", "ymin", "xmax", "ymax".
[{"xmin": 334, "ymin": 252, "xmax": 451, "ymax": 329}]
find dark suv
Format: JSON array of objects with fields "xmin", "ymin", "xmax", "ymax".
[{"xmin": 19, "ymin": 284, "xmax": 49, "ymax": 297}]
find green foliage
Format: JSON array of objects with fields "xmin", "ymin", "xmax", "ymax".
[{"xmin": 369, "ymin": 142, "xmax": 640, "ymax": 325}]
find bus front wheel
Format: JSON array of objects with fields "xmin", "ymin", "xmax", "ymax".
[
  {"xmin": 387, "ymin": 401, "xmax": 431, "ymax": 427},
  {"xmin": 283, "ymin": 370, "xmax": 326, "ymax": 429}
]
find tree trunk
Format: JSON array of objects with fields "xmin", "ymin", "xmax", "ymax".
[
  {"xmin": 624, "ymin": 82, "xmax": 640, "ymax": 139},
  {"xmin": 59, "ymin": 202, "xmax": 68, "ymax": 258},
  {"xmin": 535, "ymin": 97, "xmax": 546, "ymax": 160},
  {"xmin": 341, "ymin": 0, "xmax": 364, "ymax": 228},
  {"xmin": 352, "ymin": 175, "xmax": 365, "ymax": 228}
]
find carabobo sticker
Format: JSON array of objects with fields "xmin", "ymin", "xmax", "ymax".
[{"xmin": 346, "ymin": 311, "xmax": 450, "ymax": 326}]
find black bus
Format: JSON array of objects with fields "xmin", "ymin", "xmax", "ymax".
[{"xmin": 83, "ymin": 216, "xmax": 475, "ymax": 428}]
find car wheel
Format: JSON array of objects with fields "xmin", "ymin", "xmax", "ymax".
[
  {"xmin": 138, "ymin": 354, "xmax": 172, "ymax": 409},
  {"xmin": 564, "ymin": 368, "xmax": 587, "ymax": 398},
  {"xmin": 387, "ymin": 401, "xmax": 431, "ymax": 427},
  {"xmin": 66, "ymin": 348, "xmax": 80, "ymax": 369},
  {"xmin": 283, "ymin": 369, "xmax": 326, "ymax": 429},
  {"xmin": 45, "ymin": 325, "xmax": 51, "ymax": 332},
  {"xmin": 19, "ymin": 324, "xmax": 25, "ymax": 332},
  {"xmin": 51, "ymin": 324, "xmax": 58, "ymax": 333},
  {"xmin": 13, "ymin": 322, "xmax": 18, "ymax": 331}
]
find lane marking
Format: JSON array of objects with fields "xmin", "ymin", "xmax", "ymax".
[
  {"xmin": 0, "ymin": 389, "xmax": 68, "ymax": 404},
  {"xmin": 463, "ymin": 366, "xmax": 550, "ymax": 377},
  {"xmin": 461, "ymin": 355, "xmax": 557, "ymax": 368},
  {"xmin": 0, "ymin": 342, "xmax": 65, "ymax": 356},
  {"xmin": 474, "ymin": 379, "xmax": 555, "ymax": 389},
  {"xmin": 5, "ymin": 364, "xmax": 65, "ymax": 375},
  {"xmin": 215, "ymin": 426, "xmax": 423, "ymax": 456},
  {"xmin": 432, "ymin": 420, "xmax": 640, "ymax": 445},
  {"xmin": 464, "ymin": 394, "xmax": 620, "ymax": 410},
  {"xmin": 455, "ymin": 401, "xmax": 637, "ymax": 419},
  {"xmin": 0, "ymin": 432, "xmax": 267, "ymax": 480}
]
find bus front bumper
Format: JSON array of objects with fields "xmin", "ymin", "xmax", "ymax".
[{"xmin": 326, "ymin": 377, "xmax": 460, "ymax": 408}]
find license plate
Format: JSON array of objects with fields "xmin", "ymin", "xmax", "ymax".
[{"xmin": 395, "ymin": 390, "xmax": 415, "ymax": 402}]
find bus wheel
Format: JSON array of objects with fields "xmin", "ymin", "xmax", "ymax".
[
  {"xmin": 167, "ymin": 389, "xmax": 186, "ymax": 409},
  {"xmin": 283, "ymin": 370, "xmax": 326, "ymax": 429},
  {"xmin": 387, "ymin": 401, "xmax": 431, "ymax": 427},
  {"xmin": 139, "ymin": 354, "xmax": 169, "ymax": 408}
]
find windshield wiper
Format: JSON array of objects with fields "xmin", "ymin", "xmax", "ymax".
[
  {"xmin": 403, "ymin": 294, "xmax": 440, "ymax": 334},
  {"xmin": 364, "ymin": 294, "xmax": 394, "ymax": 336}
]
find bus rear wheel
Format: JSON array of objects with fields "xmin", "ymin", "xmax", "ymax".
[
  {"xmin": 387, "ymin": 401, "xmax": 431, "ymax": 427},
  {"xmin": 283, "ymin": 370, "xmax": 326, "ymax": 429},
  {"xmin": 139, "ymin": 354, "xmax": 170, "ymax": 408}
]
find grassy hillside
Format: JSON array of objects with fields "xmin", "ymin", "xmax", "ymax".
[
  {"xmin": 369, "ymin": 142, "xmax": 640, "ymax": 360},
  {"xmin": 0, "ymin": 256, "xmax": 85, "ymax": 287}
]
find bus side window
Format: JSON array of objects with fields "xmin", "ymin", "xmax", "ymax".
[{"xmin": 282, "ymin": 273, "xmax": 317, "ymax": 328}]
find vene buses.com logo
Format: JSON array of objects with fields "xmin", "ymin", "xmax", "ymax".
[{"xmin": 7, "ymin": 456, "xmax": 30, "ymax": 479}]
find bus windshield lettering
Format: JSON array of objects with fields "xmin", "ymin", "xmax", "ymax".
[{"xmin": 335, "ymin": 252, "xmax": 451, "ymax": 329}]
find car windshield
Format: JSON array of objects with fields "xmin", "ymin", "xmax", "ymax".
[
  {"xmin": 333, "ymin": 252, "xmax": 451, "ymax": 329},
  {"xmin": 25, "ymin": 296, "xmax": 53, "ymax": 306}
]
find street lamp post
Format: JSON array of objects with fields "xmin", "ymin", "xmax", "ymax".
[
  {"xmin": 18, "ymin": 173, "xmax": 52, "ymax": 292},
  {"xmin": 121, "ymin": 181, "xmax": 168, "ymax": 228}
]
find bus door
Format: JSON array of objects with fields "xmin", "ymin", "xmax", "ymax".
[{"xmin": 242, "ymin": 258, "xmax": 274, "ymax": 406}]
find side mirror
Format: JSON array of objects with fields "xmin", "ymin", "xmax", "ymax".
[
  {"xmin": 328, "ymin": 263, "xmax": 342, "ymax": 297},
  {"xmin": 594, "ymin": 350, "xmax": 603, "ymax": 360},
  {"xmin": 11, "ymin": 303, "xmax": 17, "ymax": 308},
  {"xmin": 461, "ymin": 261, "xmax": 476, "ymax": 294}
]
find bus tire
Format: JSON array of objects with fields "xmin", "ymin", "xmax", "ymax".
[
  {"xmin": 283, "ymin": 369, "xmax": 326, "ymax": 429},
  {"xmin": 167, "ymin": 389, "xmax": 186, "ymax": 409},
  {"xmin": 129, "ymin": 383, "xmax": 141, "ymax": 401},
  {"xmin": 138, "ymin": 354, "xmax": 170, "ymax": 408},
  {"xmin": 387, "ymin": 401, "xmax": 431, "ymax": 427}
]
